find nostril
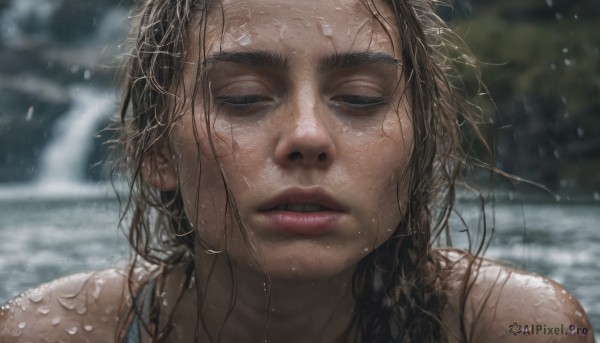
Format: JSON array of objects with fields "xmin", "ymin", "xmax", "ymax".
[
  {"xmin": 317, "ymin": 153, "xmax": 327, "ymax": 162},
  {"xmin": 288, "ymin": 151, "xmax": 302, "ymax": 161}
]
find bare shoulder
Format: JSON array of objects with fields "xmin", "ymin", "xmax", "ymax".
[
  {"xmin": 0, "ymin": 268, "xmax": 134, "ymax": 342},
  {"xmin": 438, "ymin": 249, "xmax": 595, "ymax": 343}
]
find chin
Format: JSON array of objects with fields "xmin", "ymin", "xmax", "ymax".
[{"xmin": 257, "ymin": 247, "xmax": 363, "ymax": 282}]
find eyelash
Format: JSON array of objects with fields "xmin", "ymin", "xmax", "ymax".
[
  {"xmin": 333, "ymin": 95, "xmax": 388, "ymax": 113},
  {"xmin": 213, "ymin": 94, "xmax": 388, "ymax": 115},
  {"xmin": 214, "ymin": 95, "xmax": 266, "ymax": 105}
]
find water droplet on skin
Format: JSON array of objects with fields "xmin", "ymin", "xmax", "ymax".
[
  {"xmin": 321, "ymin": 22, "xmax": 334, "ymax": 37},
  {"xmin": 57, "ymin": 297, "xmax": 76, "ymax": 310},
  {"xmin": 84, "ymin": 324, "xmax": 94, "ymax": 332},
  {"xmin": 52, "ymin": 317, "xmax": 61, "ymax": 326},
  {"xmin": 291, "ymin": 266, "xmax": 297, "ymax": 272},
  {"xmin": 575, "ymin": 310, "xmax": 582, "ymax": 318},
  {"xmin": 363, "ymin": 248, "xmax": 370, "ymax": 253},
  {"xmin": 91, "ymin": 278, "xmax": 105, "ymax": 300},
  {"xmin": 18, "ymin": 322, "xmax": 26, "ymax": 329},
  {"xmin": 561, "ymin": 289, "xmax": 567, "ymax": 295},
  {"xmin": 65, "ymin": 326, "xmax": 78, "ymax": 335},
  {"xmin": 38, "ymin": 305, "xmax": 50, "ymax": 315},
  {"xmin": 76, "ymin": 306, "xmax": 87, "ymax": 315},
  {"xmin": 236, "ymin": 32, "xmax": 252, "ymax": 46},
  {"xmin": 29, "ymin": 292, "xmax": 43, "ymax": 303}
]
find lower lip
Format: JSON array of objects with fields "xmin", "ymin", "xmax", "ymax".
[{"xmin": 258, "ymin": 210, "xmax": 343, "ymax": 235}]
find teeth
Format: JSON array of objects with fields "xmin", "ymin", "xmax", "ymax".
[{"xmin": 275, "ymin": 204, "xmax": 325, "ymax": 212}]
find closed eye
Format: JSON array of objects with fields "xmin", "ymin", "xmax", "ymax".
[
  {"xmin": 331, "ymin": 95, "xmax": 388, "ymax": 114},
  {"xmin": 214, "ymin": 95, "xmax": 269, "ymax": 106}
]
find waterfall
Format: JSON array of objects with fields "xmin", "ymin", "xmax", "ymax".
[
  {"xmin": 37, "ymin": 87, "xmax": 115, "ymax": 186},
  {"xmin": 0, "ymin": 88, "xmax": 117, "ymax": 201}
]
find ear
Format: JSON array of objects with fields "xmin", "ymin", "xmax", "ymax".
[{"xmin": 142, "ymin": 144, "xmax": 178, "ymax": 191}]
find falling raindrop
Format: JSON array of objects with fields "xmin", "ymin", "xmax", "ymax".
[
  {"xmin": 562, "ymin": 48, "xmax": 569, "ymax": 53},
  {"xmin": 564, "ymin": 59, "xmax": 572, "ymax": 66},
  {"xmin": 577, "ymin": 127, "xmax": 584, "ymax": 137},
  {"xmin": 25, "ymin": 106, "xmax": 34, "ymax": 121},
  {"xmin": 593, "ymin": 192, "xmax": 599, "ymax": 201},
  {"xmin": 545, "ymin": 0, "xmax": 553, "ymax": 7},
  {"xmin": 84, "ymin": 70, "xmax": 92, "ymax": 80}
]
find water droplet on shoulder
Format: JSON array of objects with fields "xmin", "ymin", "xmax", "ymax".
[
  {"xmin": 57, "ymin": 297, "xmax": 76, "ymax": 310},
  {"xmin": 18, "ymin": 321, "xmax": 27, "ymax": 329},
  {"xmin": 29, "ymin": 293, "xmax": 44, "ymax": 303},
  {"xmin": 84, "ymin": 324, "xmax": 94, "ymax": 332},
  {"xmin": 51, "ymin": 316, "xmax": 61, "ymax": 326},
  {"xmin": 37, "ymin": 305, "xmax": 50, "ymax": 315},
  {"xmin": 65, "ymin": 326, "xmax": 78, "ymax": 335}
]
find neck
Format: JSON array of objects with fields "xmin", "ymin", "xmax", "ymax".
[{"xmin": 166, "ymin": 251, "xmax": 358, "ymax": 342}]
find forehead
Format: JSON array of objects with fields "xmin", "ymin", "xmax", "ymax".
[{"xmin": 200, "ymin": 0, "xmax": 400, "ymax": 58}]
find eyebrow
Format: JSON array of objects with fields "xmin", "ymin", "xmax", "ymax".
[
  {"xmin": 318, "ymin": 51, "xmax": 401, "ymax": 72},
  {"xmin": 205, "ymin": 50, "xmax": 400, "ymax": 72},
  {"xmin": 205, "ymin": 50, "xmax": 289, "ymax": 71}
]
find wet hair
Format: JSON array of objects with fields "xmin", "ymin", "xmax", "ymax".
[{"xmin": 116, "ymin": 0, "xmax": 490, "ymax": 341}]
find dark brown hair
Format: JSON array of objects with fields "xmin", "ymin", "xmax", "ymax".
[{"xmin": 116, "ymin": 0, "xmax": 490, "ymax": 341}]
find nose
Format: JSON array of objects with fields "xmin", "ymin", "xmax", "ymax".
[{"xmin": 274, "ymin": 98, "xmax": 336, "ymax": 170}]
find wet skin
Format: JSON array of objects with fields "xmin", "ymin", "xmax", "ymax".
[{"xmin": 0, "ymin": 0, "xmax": 596, "ymax": 342}]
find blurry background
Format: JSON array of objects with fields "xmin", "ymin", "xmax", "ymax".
[{"xmin": 0, "ymin": 0, "xmax": 598, "ymax": 335}]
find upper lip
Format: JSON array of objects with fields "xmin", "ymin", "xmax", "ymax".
[{"xmin": 258, "ymin": 187, "xmax": 346, "ymax": 212}]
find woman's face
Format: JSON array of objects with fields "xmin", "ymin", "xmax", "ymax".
[{"xmin": 161, "ymin": 0, "xmax": 412, "ymax": 280}]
